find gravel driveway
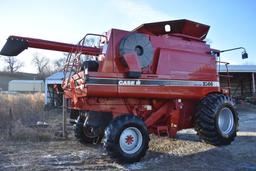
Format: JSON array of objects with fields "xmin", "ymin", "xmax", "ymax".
[{"xmin": 0, "ymin": 106, "xmax": 255, "ymax": 171}]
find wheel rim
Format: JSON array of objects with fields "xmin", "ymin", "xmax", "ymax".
[
  {"xmin": 119, "ymin": 127, "xmax": 143, "ymax": 154},
  {"xmin": 217, "ymin": 107, "xmax": 234, "ymax": 136}
]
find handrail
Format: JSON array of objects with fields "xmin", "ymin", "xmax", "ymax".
[
  {"xmin": 62, "ymin": 33, "xmax": 106, "ymax": 89},
  {"xmin": 216, "ymin": 60, "xmax": 231, "ymax": 96}
]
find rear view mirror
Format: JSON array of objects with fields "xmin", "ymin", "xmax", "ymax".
[
  {"xmin": 220, "ymin": 47, "xmax": 248, "ymax": 60},
  {"xmin": 242, "ymin": 51, "xmax": 248, "ymax": 59}
]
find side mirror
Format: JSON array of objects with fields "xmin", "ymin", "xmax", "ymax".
[
  {"xmin": 220, "ymin": 47, "xmax": 248, "ymax": 60},
  {"xmin": 242, "ymin": 51, "xmax": 248, "ymax": 59}
]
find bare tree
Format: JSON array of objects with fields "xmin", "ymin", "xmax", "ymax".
[
  {"xmin": 32, "ymin": 53, "xmax": 51, "ymax": 77},
  {"xmin": 53, "ymin": 56, "xmax": 66, "ymax": 72},
  {"xmin": 3, "ymin": 56, "xmax": 23, "ymax": 73}
]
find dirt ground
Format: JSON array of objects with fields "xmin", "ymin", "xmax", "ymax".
[{"xmin": 0, "ymin": 105, "xmax": 256, "ymax": 171}]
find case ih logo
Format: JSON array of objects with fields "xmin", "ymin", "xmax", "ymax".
[{"xmin": 118, "ymin": 80, "xmax": 141, "ymax": 86}]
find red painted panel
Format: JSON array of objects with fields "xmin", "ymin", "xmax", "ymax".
[
  {"xmin": 87, "ymin": 85, "xmax": 118, "ymax": 97},
  {"xmin": 156, "ymin": 49, "xmax": 217, "ymax": 81},
  {"xmin": 150, "ymin": 35, "xmax": 210, "ymax": 54},
  {"xmin": 123, "ymin": 53, "xmax": 141, "ymax": 73},
  {"xmin": 117, "ymin": 85, "xmax": 219, "ymax": 99}
]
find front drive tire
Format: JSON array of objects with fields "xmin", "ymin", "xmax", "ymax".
[
  {"xmin": 103, "ymin": 115, "xmax": 149, "ymax": 163},
  {"xmin": 195, "ymin": 93, "xmax": 238, "ymax": 146}
]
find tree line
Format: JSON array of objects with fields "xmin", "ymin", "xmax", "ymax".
[{"xmin": 0, "ymin": 53, "xmax": 66, "ymax": 78}]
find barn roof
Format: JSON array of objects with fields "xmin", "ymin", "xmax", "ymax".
[
  {"xmin": 46, "ymin": 72, "xmax": 64, "ymax": 80},
  {"xmin": 219, "ymin": 65, "xmax": 256, "ymax": 73},
  {"xmin": 45, "ymin": 72, "xmax": 64, "ymax": 84}
]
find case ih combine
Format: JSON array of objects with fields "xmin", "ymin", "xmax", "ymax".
[{"xmin": 0, "ymin": 19, "xmax": 248, "ymax": 162}]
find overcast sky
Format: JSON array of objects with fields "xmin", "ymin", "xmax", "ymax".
[{"xmin": 0, "ymin": 0, "xmax": 255, "ymax": 73}]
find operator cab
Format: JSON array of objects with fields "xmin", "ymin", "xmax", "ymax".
[{"xmin": 79, "ymin": 33, "xmax": 108, "ymax": 72}]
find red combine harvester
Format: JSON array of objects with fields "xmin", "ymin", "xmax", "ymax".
[{"xmin": 0, "ymin": 19, "xmax": 248, "ymax": 163}]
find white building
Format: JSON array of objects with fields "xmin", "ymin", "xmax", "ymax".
[{"xmin": 8, "ymin": 80, "xmax": 44, "ymax": 92}]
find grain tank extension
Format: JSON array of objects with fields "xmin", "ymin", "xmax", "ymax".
[{"xmin": 1, "ymin": 19, "xmax": 244, "ymax": 163}]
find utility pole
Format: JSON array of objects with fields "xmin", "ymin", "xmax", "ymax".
[
  {"xmin": 62, "ymin": 94, "xmax": 67, "ymax": 138},
  {"xmin": 252, "ymin": 73, "xmax": 255, "ymax": 94}
]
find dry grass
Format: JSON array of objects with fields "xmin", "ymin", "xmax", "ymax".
[{"xmin": 0, "ymin": 93, "xmax": 62, "ymax": 141}]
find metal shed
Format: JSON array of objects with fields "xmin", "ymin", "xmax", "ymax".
[
  {"xmin": 8, "ymin": 80, "xmax": 44, "ymax": 92},
  {"xmin": 219, "ymin": 65, "xmax": 256, "ymax": 97},
  {"xmin": 45, "ymin": 72, "xmax": 64, "ymax": 106}
]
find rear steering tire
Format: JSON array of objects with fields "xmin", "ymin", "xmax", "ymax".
[
  {"xmin": 74, "ymin": 116, "xmax": 101, "ymax": 144},
  {"xmin": 195, "ymin": 93, "xmax": 238, "ymax": 146},
  {"xmin": 103, "ymin": 115, "xmax": 149, "ymax": 163}
]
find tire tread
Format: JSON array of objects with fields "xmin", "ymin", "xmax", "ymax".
[{"xmin": 195, "ymin": 93, "xmax": 238, "ymax": 146}]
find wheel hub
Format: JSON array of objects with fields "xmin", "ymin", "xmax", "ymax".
[
  {"xmin": 217, "ymin": 107, "xmax": 234, "ymax": 136},
  {"xmin": 125, "ymin": 135, "xmax": 134, "ymax": 145},
  {"xmin": 119, "ymin": 127, "xmax": 143, "ymax": 154},
  {"xmin": 83, "ymin": 125, "xmax": 99, "ymax": 138}
]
